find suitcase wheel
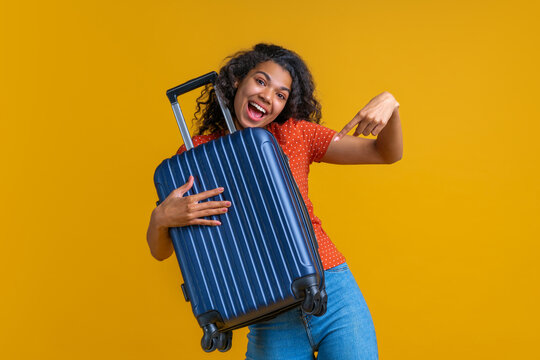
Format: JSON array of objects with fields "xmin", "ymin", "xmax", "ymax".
[
  {"xmin": 201, "ymin": 324, "xmax": 218, "ymax": 352},
  {"xmin": 302, "ymin": 285, "xmax": 329, "ymax": 316},
  {"xmin": 315, "ymin": 289, "xmax": 328, "ymax": 317},
  {"xmin": 217, "ymin": 331, "xmax": 233, "ymax": 352},
  {"xmin": 201, "ymin": 324, "xmax": 233, "ymax": 352},
  {"xmin": 301, "ymin": 285, "xmax": 321, "ymax": 314}
]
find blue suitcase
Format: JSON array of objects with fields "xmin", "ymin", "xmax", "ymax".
[{"xmin": 154, "ymin": 72, "xmax": 327, "ymax": 352}]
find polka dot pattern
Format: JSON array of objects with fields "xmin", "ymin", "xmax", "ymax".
[{"xmin": 176, "ymin": 118, "xmax": 346, "ymax": 270}]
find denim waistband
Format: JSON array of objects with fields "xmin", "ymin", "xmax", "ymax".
[{"xmin": 325, "ymin": 262, "xmax": 349, "ymax": 273}]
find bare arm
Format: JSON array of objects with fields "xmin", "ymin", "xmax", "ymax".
[
  {"xmin": 321, "ymin": 92, "xmax": 402, "ymax": 164},
  {"xmin": 146, "ymin": 207, "xmax": 175, "ymax": 261}
]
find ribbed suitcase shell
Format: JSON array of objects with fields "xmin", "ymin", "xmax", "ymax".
[{"xmin": 154, "ymin": 127, "xmax": 324, "ymax": 331}]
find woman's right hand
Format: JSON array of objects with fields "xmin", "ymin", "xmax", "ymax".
[{"xmin": 153, "ymin": 175, "xmax": 231, "ymax": 229}]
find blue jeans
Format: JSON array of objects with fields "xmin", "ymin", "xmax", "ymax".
[{"xmin": 245, "ymin": 263, "xmax": 378, "ymax": 359}]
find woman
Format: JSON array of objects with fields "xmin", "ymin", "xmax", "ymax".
[{"xmin": 147, "ymin": 43, "xmax": 402, "ymax": 359}]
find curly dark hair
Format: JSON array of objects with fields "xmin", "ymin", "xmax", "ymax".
[{"xmin": 193, "ymin": 43, "xmax": 322, "ymax": 135}]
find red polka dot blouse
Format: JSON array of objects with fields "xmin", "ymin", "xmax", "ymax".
[{"xmin": 177, "ymin": 118, "xmax": 346, "ymax": 270}]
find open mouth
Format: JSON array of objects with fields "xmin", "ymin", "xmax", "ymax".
[{"xmin": 247, "ymin": 101, "xmax": 267, "ymax": 121}]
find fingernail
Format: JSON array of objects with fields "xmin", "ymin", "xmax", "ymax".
[
  {"xmin": 333, "ymin": 137, "xmax": 339, "ymax": 141},
  {"xmin": 226, "ymin": 201, "xmax": 231, "ymax": 206},
  {"xmin": 219, "ymin": 187, "xmax": 224, "ymax": 192},
  {"xmin": 215, "ymin": 221, "xmax": 221, "ymax": 226},
  {"xmin": 222, "ymin": 208, "xmax": 228, "ymax": 213}
]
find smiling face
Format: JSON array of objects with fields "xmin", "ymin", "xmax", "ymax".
[{"xmin": 233, "ymin": 61, "xmax": 292, "ymax": 130}]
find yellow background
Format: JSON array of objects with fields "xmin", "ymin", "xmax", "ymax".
[{"xmin": 2, "ymin": 0, "xmax": 539, "ymax": 358}]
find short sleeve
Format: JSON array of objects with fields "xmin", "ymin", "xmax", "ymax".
[
  {"xmin": 175, "ymin": 133, "xmax": 222, "ymax": 156},
  {"xmin": 300, "ymin": 121, "xmax": 337, "ymax": 163},
  {"xmin": 176, "ymin": 144, "xmax": 187, "ymax": 155}
]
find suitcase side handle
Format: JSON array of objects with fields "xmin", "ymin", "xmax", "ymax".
[{"xmin": 166, "ymin": 72, "xmax": 236, "ymax": 151}]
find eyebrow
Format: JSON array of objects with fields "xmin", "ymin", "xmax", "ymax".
[{"xmin": 255, "ymin": 71, "xmax": 291, "ymax": 93}]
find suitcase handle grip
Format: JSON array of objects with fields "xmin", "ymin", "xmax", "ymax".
[
  {"xmin": 165, "ymin": 72, "xmax": 236, "ymax": 151},
  {"xmin": 166, "ymin": 72, "xmax": 218, "ymax": 103}
]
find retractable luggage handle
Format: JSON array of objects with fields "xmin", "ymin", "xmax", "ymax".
[{"xmin": 166, "ymin": 71, "xmax": 236, "ymax": 150}]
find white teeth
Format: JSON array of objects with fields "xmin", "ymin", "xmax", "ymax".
[{"xmin": 249, "ymin": 101, "xmax": 266, "ymax": 114}]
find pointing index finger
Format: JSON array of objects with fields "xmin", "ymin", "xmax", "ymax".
[{"xmin": 335, "ymin": 118, "xmax": 358, "ymax": 141}]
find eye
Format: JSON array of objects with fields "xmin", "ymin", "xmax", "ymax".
[
  {"xmin": 255, "ymin": 78, "xmax": 265, "ymax": 86},
  {"xmin": 277, "ymin": 93, "xmax": 287, "ymax": 100}
]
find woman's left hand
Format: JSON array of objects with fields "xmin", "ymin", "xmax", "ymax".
[{"xmin": 334, "ymin": 91, "xmax": 400, "ymax": 141}]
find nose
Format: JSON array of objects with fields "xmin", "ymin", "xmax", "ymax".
[{"xmin": 259, "ymin": 88, "xmax": 271, "ymax": 104}]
